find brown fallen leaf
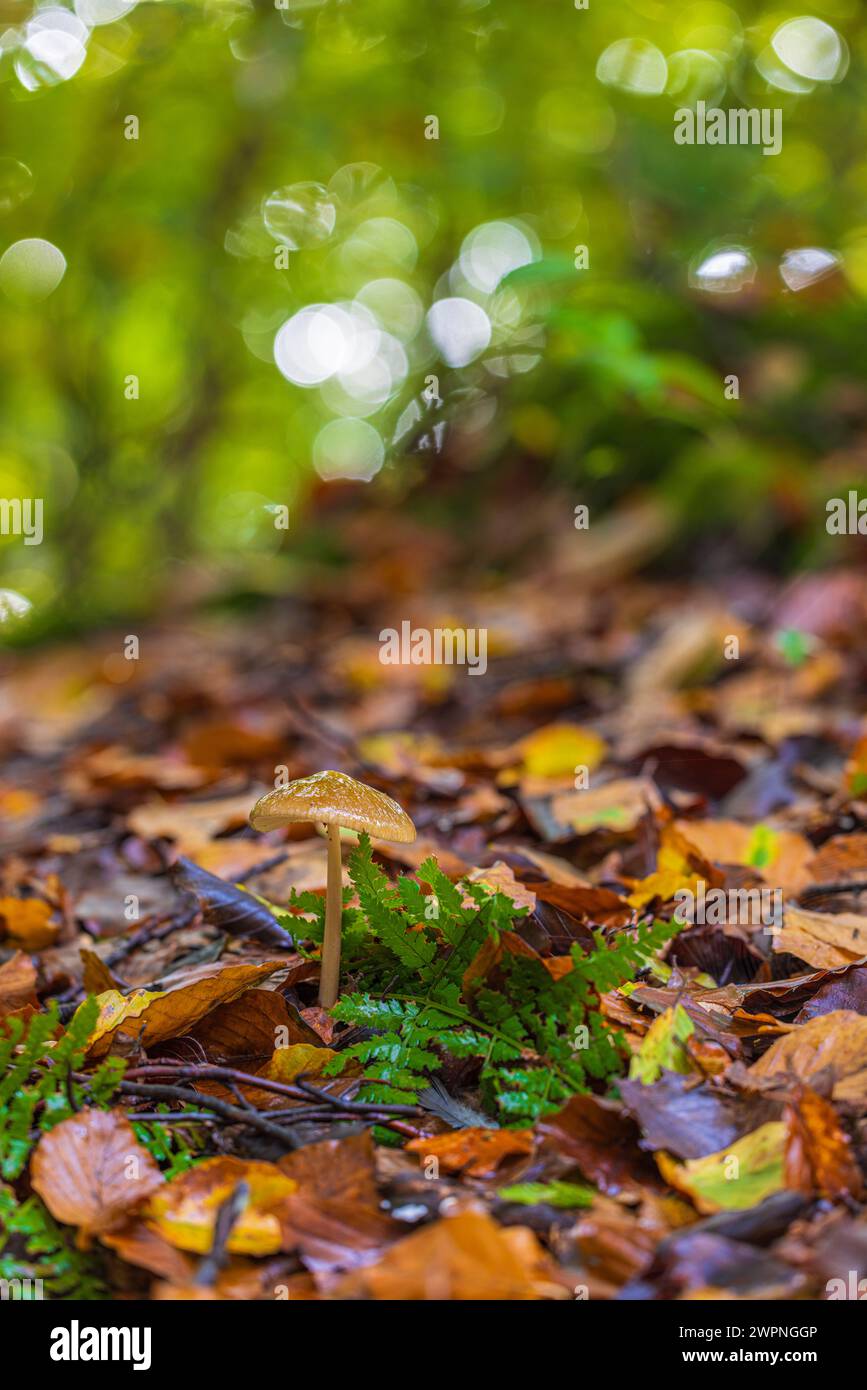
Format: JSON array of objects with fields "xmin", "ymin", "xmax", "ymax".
[
  {"xmin": 809, "ymin": 832, "xmax": 867, "ymax": 884},
  {"xmin": 775, "ymin": 904, "xmax": 867, "ymax": 970},
  {"xmin": 80, "ymin": 948, "xmax": 123, "ymax": 995},
  {"xmin": 101, "ymin": 1218, "xmax": 197, "ymax": 1283},
  {"xmin": 549, "ymin": 777, "xmax": 662, "ymax": 838},
  {"xmin": 405, "ymin": 1127, "xmax": 534, "ymax": 1179},
  {"xmin": 146, "ymin": 1157, "xmax": 298, "ymax": 1256},
  {"xmin": 31, "ymin": 1110, "xmax": 163, "ymax": 1244},
  {"xmin": 784, "ymin": 1086, "xmax": 864, "ymax": 1200},
  {"xmin": 751, "ymin": 1010, "xmax": 867, "ymax": 1108},
  {"xmin": 464, "ymin": 861, "xmax": 536, "ymax": 912},
  {"xmin": 85, "ymin": 959, "xmax": 288, "ymax": 1057},
  {"xmin": 537, "ymin": 1094, "xmax": 650, "ymax": 1196},
  {"xmin": 333, "ymin": 1210, "xmax": 571, "ymax": 1300},
  {"xmin": 127, "ymin": 792, "xmax": 258, "ymax": 853},
  {"xmin": 185, "ymin": 987, "xmax": 321, "ymax": 1063},
  {"xmin": 0, "ymin": 949, "xmax": 39, "ymax": 1019},
  {"xmin": 673, "ymin": 819, "xmax": 812, "ymax": 896}
]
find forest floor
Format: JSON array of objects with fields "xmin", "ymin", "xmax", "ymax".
[{"xmin": 3, "ymin": 499, "xmax": 867, "ymax": 1300}]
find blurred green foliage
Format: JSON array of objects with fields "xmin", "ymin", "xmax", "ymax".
[{"xmin": 1, "ymin": 0, "xmax": 867, "ymax": 638}]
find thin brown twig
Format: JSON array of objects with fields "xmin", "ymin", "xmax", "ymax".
[{"xmin": 117, "ymin": 1079, "xmax": 303, "ymax": 1147}]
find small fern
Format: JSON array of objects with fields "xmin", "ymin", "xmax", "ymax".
[
  {"xmin": 0, "ymin": 998, "xmax": 125, "ymax": 1180},
  {"xmin": 0, "ymin": 1187, "xmax": 108, "ymax": 1300},
  {"xmin": 316, "ymin": 837, "xmax": 680, "ymax": 1122}
]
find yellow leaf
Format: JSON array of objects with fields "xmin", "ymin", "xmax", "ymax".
[
  {"xmin": 657, "ymin": 1122, "xmax": 786, "ymax": 1215},
  {"xmin": 517, "ymin": 723, "xmax": 607, "ymax": 780},
  {"xmin": 629, "ymin": 1005, "xmax": 695, "ymax": 1084},
  {"xmin": 261, "ymin": 1043, "xmax": 340, "ymax": 1083},
  {"xmin": 147, "ymin": 1157, "xmax": 297, "ymax": 1256}
]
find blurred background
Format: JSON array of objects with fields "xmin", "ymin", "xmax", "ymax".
[{"xmin": 1, "ymin": 0, "xmax": 866, "ymax": 644}]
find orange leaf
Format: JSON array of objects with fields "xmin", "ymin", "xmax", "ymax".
[
  {"xmin": 0, "ymin": 896, "xmax": 57, "ymax": 949},
  {"xmin": 784, "ymin": 1087, "xmax": 864, "ymax": 1200},
  {"xmin": 334, "ymin": 1211, "xmax": 570, "ymax": 1300},
  {"xmin": 406, "ymin": 1127, "xmax": 533, "ymax": 1178}
]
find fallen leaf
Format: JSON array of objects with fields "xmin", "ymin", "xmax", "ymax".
[
  {"xmin": 549, "ymin": 777, "xmax": 661, "ymax": 837},
  {"xmin": 809, "ymin": 832, "xmax": 867, "ymax": 883},
  {"xmin": 185, "ymin": 988, "xmax": 320, "ymax": 1062},
  {"xmin": 657, "ymin": 1122, "xmax": 787, "ymax": 1214},
  {"xmin": 146, "ymin": 1157, "xmax": 298, "ymax": 1255},
  {"xmin": 0, "ymin": 950, "xmax": 39, "ymax": 1019},
  {"xmin": 511, "ymin": 722, "xmax": 607, "ymax": 785},
  {"xmin": 620, "ymin": 1072, "xmax": 780, "ymax": 1160},
  {"xmin": 0, "ymin": 896, "xmax": 57, "ymax": 949},
  {"xmin": 405, "ymin": 1127, "xmax": 534, "ymax": 1178},
  {"xmin": 31, "ymin": 1110, "xmax": 163, "ymax": 1242},
  {"xmin": 464, "ymin": 861, "xmax": 536, "ymax": 912},
  {"xmin": 784, "ymin": 1087, "xmax": 863, "ymax": 1200},
  {"xmin": 127, "ymin": 792, "xmax": 257, "ymax": 852},
  {"xmin": 628, "ymin": 1005, "xmax": 696, "ymax": 1084},
  {"xmin": 750, "ymin": 1010, "xmax": 867, "ymax": 1108},
  {"xmin": 775, "ymin": 904, "xmax": 867, "ymax": 970},
  {"xmin": 85, "ymin": 959, "xmax": 288, "ymax": 1057},
  {"xmin": 536, "ymin": 1094, "xmax": 649, "ymax": 1196},
  {"xmin": 260, "ymin": 1042, "xmax": 340, "ymax": 1083},
  {"xmin": 333, "ymin": 1211, "xmax": 570, "ymax": 1300},
  {"xmin": 673, "ymin": 819, "xmax": 812, "ymax": 895}
]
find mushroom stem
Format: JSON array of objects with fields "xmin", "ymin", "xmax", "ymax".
[{"xmin": 319, "ymin": 822, "xmax": 343, "ymax": 1008}]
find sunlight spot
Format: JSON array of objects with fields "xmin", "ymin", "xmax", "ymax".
[
  {"xmin": 0, "ymin": 238, "xmax": 66, "ymax": 303},
  {"xmin": 427, "ymin": 297, "xmax": 492, "ymax": 367},
  {"xmin": 313, "ymin": 418, "xmax": 384, "ymax": 482}
]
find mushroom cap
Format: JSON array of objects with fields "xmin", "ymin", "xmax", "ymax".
[{"xmin": 249, "ymin": 770, "xmax": 417, "ymax": 843}]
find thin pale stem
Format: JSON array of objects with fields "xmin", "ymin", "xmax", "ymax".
[{"xmin": 319, "ymin": 823, "xmax": 343, "ymax": 1007}]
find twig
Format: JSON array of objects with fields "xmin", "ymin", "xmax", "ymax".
[
  {"xmin": 124, "ymin": 1062, "xmax": 422, "ymax": 1115},
  {"xmin": 196, "ymin": 1181, "xmax": 249, "ymax": 1287},
  {"xmin": 117, "ymin": 1079, "xmax": 304, "ymax": 1147}
]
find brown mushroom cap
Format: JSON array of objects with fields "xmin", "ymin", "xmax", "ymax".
[{"xmin": 249, "ymin": 770, "xmax": 417, "ymax": 843}]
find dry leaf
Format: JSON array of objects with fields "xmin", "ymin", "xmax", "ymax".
[
  {"xmin": 31, "ymin": 1110, "xmax": 163, "ymax": 1242},
  {"xmin": 334, "ymin": 1211, "xmax": 570, "ymax": 1300},
  {"xmin": 406, "ymin": 1127, "xmax": 533, "ymax": 1178},
  {"xmin": 751, "ymin": 1010, "xmax": 867, "ymax": 1108},
  {"xmin": 0, "ymin": 896, "xmax": 57, "ymax": 949},
  {"xmin": 0, "ymin": 950, "xmax": 39, "ymax": 1019},
  {"xmin": 775, "ymin": 905, "xmax": 867, "ymax": 970},
  {"xmin": 85, "ymin": 960, "xmax": 288, "ymax": 1057},
  {"xmin": 784, "ymin": 1087, "xmax": 864, "ymax": 1199},
  {"xmin": 147, "ymin": 1157, "xmax": 298, "ymax": 1256}
]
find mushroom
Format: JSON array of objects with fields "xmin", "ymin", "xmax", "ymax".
[{"xmin": 249, "ymin": 770, "xmax": 416, "ymax": 1007}]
